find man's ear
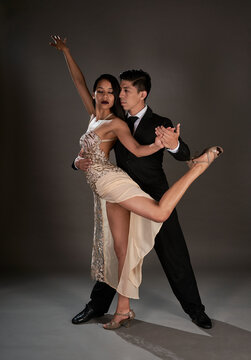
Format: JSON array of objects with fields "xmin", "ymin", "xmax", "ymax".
[
  {"xmin": 140, "ymin": 90, "xmax": 147, "ymax": 101},
  {"xmin": 92, "ymin": 92, "xmax": 95, "ymax": 99}
]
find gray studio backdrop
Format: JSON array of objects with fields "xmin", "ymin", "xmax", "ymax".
[{"xmin": 1, "ymin": 0, "xmax": 250, "ymax": 274}]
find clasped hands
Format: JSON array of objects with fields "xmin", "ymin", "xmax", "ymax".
[
  {"xmin": 155, "ymin": 123, "xmax": 180, "ymax": 150},
  {"xmin": 75, "ymin": 124, "xmax": 180, "ymax": 171}
]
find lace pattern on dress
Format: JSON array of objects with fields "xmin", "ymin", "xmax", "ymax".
[
  {"xmin": 91, "ymin": 192, "xmax": 104, "ymax": 281},
  {"xmin": 80, "ymin": 130, "xmax": 124, "ymax": 196}
]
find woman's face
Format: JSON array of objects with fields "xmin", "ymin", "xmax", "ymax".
[{"xmin": 93, "ymin": 79, "xmax": 115, "ymax": 110}]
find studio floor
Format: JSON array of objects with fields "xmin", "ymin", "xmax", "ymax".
[{"xmin": 1, "ymin": 270, "xmax": 251, "ymax": 360}]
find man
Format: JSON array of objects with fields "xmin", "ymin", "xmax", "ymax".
[{"xmin": 72, "ymin": 69, "xmax": 212, "ymax": 329}]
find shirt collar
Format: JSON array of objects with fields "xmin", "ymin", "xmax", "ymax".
[{"xmin": 127, "ymin": 105, "xmax": 148, "ymax": 121}]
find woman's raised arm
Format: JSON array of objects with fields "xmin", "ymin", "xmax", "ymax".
[{"xmin": 50, "ymin": 35, "xmax": 95, "ymax": 115}]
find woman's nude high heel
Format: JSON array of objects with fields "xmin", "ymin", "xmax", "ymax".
[
  {"xmin": 103, "ymin": 309, "xmax": 135, "ymax": 330},
  {"xmin": 187, "ymin": 146, "xmax": 223, "ymax": 169}
]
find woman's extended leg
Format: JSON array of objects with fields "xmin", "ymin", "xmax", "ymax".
[
  {"xmin": 119, "ymin": 147, "xmax": 223, "ymax": 222},
  {"xmin": 103, "ymin": 202, "xmax": 133, "ymax": 329}
]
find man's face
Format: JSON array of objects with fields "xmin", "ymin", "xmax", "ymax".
[{"xmin": 119, "ymin": 80, "xmax": 146, "ymax": 115}]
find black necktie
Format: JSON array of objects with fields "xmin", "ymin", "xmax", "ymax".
[{"xmin": 127, "ymin": 116, "xmax": 138, "ymax": 134}]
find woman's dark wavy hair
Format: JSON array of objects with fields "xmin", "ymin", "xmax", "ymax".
[{"xmin": 93, "ymin": 74, "xmax": 125, "ymax": 120}]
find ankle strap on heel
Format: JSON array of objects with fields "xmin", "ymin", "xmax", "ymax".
[{"xmin": 114, "ymin": 309, "xmax": 134, "ymax": 317}]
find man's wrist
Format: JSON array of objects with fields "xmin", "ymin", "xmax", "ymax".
[{"xmin": 166, "ymin": 141, "xmax": 180, "ymax": 153}]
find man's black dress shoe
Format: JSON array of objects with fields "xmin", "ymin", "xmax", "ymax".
[
  {"xmin": 190, "ymin": 311, "xmax": 212, "ymax": 329},
  {"xmin": 72, "ymin": 304, "xmax": 104, "ymax": 324}
]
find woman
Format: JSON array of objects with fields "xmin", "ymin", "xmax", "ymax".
[{"xmin": 50, "ymin": 35, "xmax": 223, "ymax": 330}]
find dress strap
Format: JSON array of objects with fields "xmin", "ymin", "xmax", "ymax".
[
  {"xmin": 101, "ymin": 138, "xmax": 116, "ymax": 143},
  {"xmin": 103, "ymin": 113, "xmax": 113, "ymax": 120}
]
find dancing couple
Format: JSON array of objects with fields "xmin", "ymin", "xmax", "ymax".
[{"xmin": 50, "ymin": 35, "xmax": 223, "ymax": 330}]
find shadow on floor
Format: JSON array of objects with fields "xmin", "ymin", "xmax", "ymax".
[{"xmin": 88, "ymin": 316, "xmax": 251, "ymax": 360}]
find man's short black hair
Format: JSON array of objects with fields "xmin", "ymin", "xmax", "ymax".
[{"xmin": 119, "ymin": 69, "xmax": 151, "ymax": 98}]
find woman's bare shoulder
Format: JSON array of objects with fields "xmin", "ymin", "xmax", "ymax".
[{"xmin": 110, "ymin": 116, "xmax": 127, "ymax": 128}]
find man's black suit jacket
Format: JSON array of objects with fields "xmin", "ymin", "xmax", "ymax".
[{"xmin": 114, "ymin": 107, "xmax": 190, "ymax": 201}]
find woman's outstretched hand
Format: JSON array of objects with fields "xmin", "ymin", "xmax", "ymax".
[
  {"xmin": 49, "ymin": 35, "xmax": 68, "ymax": 51},
  {"xmin": 155, "ymin": 124, "xmax": 180, "ymax": 149}
]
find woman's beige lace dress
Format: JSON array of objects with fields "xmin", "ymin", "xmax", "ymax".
[{"xmin": 78, "ymin": 115, "xmax": 162, "ymax": 299}]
